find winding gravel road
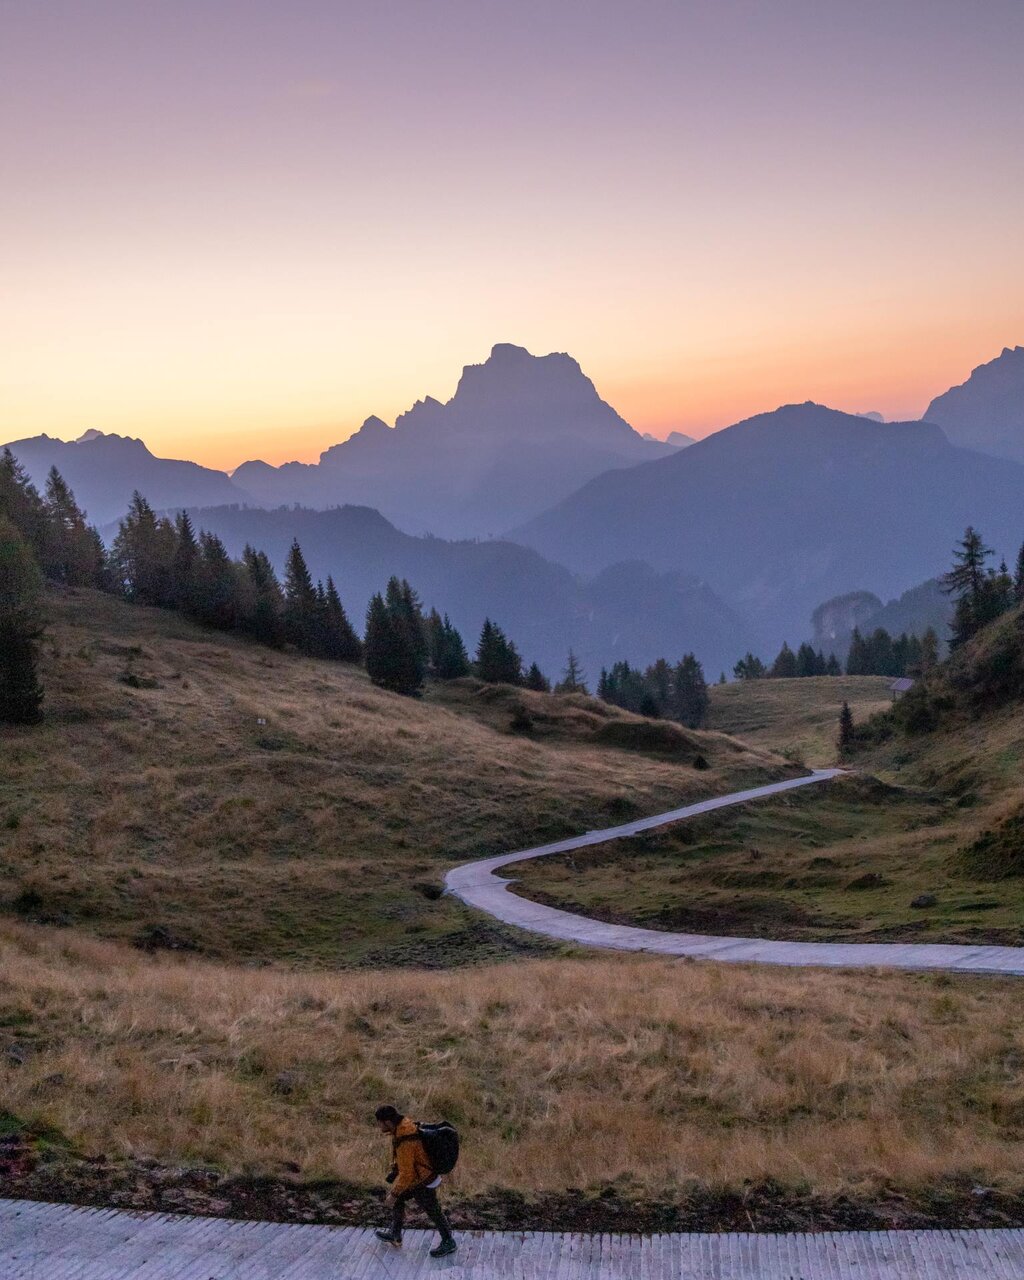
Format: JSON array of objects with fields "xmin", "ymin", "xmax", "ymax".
[{"xmin": 445, "ymin": 768, "xmax": 1024, "ymax": 975}]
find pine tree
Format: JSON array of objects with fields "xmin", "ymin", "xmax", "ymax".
[
  {"xmin": 0, "ymin": 448, "xmax": 49, "ymax": 563},
  {"xmin": 644, "ymin": 657, "xmax": 673, "ymax": 712},
  {"xmin": 837, "ymin": 700, "xmax": 854, "ymax": 752},
  {"xmin": 733, "ymin": 652, "xmax": 766, "ymax": 680},
  {"xmin": 674, "ymin": 653, "xmax": 709, "ymax": 728},
  {"xmin": 525, "ymin": 662, "xmax": 550, "ymax": 692},
  {"xmin": 283, "ymin": 539, "xmax": 319, "ymax": 654},
  {"xmin": 1015, "ymin": 541, "xmax": 1024, "ymax": 604},
  {"xmin": 0, "ymin": 517, "xmax": 44, "ymax": 724},
  {"xmin": 796, "ymin": 642, "xmax": 818, "ymax": 678},
  {"xmin": 193, "ymin": 532, "xmax": 238, "ymax": 631},
  {"xmin": 943, "ymin": 526, "xmax": 996, "ymax": 648},
  {"xmin": 241, "ymin": 545, "xmax": 286, "ymax": 648},
  {"xmin": 845, "ymin": 627, "xmax": 868, "ymax": 675},
  {"xmin": 638, "ymin": 692, "xmax": 660, "ymax": 718},
  {"xmin": 824, "ymin": 653, "xmax": 842, "ymax": 676},
  {"xmin": 43, "ymin": 468, "xmax": 100, "ymax": 585},
  {"xmin": 770, "ymin": 641, "xmax": 798, "ymax": 679},
  {"xmin": 475, "ymin": 618, "xmax": 523, "ymax": 685},
  {"xmin": 322, "ymin": 576, "xmax": 362, "ymax": 662},
  {"xmin": 109, "ymin": 492, "xmax": 176, "ymax": 606},
  {"xmin": 172, "ymin": 512, "xmax": 199, "ymax": 610},
  {"xmin": 365, "ymin": 591, "xmax": 423, "ymax": 694},
  {"xmin": 427, "ymin": 614, "xmax": 468, "ymax": 686},
  {"xmin": 556, "ymin": 650, "xmax": 588, "ymax": 694},
  {"xmin": 385, "ymin": 577, "xmax": 428, "ymax": 672}
]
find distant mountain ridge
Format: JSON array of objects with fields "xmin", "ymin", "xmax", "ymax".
[
  {"xmin": 925, "ymin": 345, "xmax": 1024, "ymax": 463},
  {"xmin": 512, "ymin": 401, "xmax": 1024, "ymax": 652},
  {"xmin": 231, "ymin": 342, "xmax": 681, "ymax": 536},
  {"xmin": 1, "ymin": 430, "xmax": 244, "ymax": 524},
  {"xmin": 133, "ymin": 502, "xmax": 750, "ymax": 680}
]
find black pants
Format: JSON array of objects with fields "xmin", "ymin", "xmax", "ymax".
[{"xmin": 391, "ymin": 1185, "xmax": 453, "ymax": 1241}]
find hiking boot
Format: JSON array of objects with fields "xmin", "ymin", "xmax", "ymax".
[
  {"xmin": 430, "ymin": 1238, "xmax": 458, "ymax": 1258},
  {"xmin": 375, "ymin": 1230, "xmax": 402, "ymax": 1246}
]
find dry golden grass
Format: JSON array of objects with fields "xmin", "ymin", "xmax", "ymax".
[
  {"xmin": 2, "ymin": 919, "xmax": 1023, "ymax": 1198},
  {"xmin": 0, "ymin": 589, "xmax": 785, "ymax": 966},
  {"xmin": 708, "ymin": 675, "xmax": 893, "ymax": 764}
]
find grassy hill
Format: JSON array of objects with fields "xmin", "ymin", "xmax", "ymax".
[
  {"xmin": 707, "ymin": 674, "xmax": 892, "ymax": 764},
  {"xmin": 0, "ymin": 588, "xmax": 785, "ymax": 968},
  {"xmin": 1, "ymin": 920, "xmax": 1022, "ymax": 1216},
  {"xmin": 517, "ymin": 615, "xmax": 1024, "ymax": 946},
  {"xmin": 2, "ymin": 590, "xmax": 1023, "ymax": 1220}
]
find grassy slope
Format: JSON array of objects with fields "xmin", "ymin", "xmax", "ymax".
[
  {"xmin": 2, "ymin": 920, "xmax": 1022, "ymax": 1198},
  {"xmin": 517, "ymin": 643, "xmax": 1024, "ymax": 945},
  {"xmin": 0, "ymin": 589, "xmax": 786, "ymax": 967},
  {"xmin": 707, "ymin": 674, "xmax": 892, "ymax": 765}
]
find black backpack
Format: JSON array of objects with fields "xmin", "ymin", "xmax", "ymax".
[{"xmin": 415, "ymin": 1121, "xmax": 460, "ymax": 1175}]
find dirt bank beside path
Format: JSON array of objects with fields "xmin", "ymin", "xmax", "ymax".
[{"xmin": 2, "ymin": 1142, "xmax": 1023, "ymax": 1236}]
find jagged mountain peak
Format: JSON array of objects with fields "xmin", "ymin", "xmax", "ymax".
[{"xmin": 924, "ymin": 343, "xmax": 1024, "ymax": 463}]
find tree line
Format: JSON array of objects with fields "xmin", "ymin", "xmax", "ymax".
[
  {"xmin": 597, "ymin": 655, "xmax": 709, "ymax": 728},
  {"xmin": 0, "ymin": 452, "xmax": 589, "ymax": 719},
  {"xmin": 737, "ymin": 528, "xmax": 1024, "ymax": 685}
]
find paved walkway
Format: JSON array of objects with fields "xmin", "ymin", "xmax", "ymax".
[
  {"xmin": 446, "ymin": 770, "xmax": 1024, "ymax": 975},
  {"xmin": 4, "ymin": 1199, "xmax": 1024, "ymax": 1278}
]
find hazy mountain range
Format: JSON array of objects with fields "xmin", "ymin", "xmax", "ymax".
[
  {"xmin": 132, "ymin": 503, "xmax": 749, "ymax": 681},
  {"xmin": 1, "ymin": 429, "xmax": 242, "ymax": 526},
  {"xmin": 6, "ymin": 340, "xmax": 1024, "ymax": 672},
  {"xmin": 512, "ymin": 401, "xmax": 1024, "ymax": 646}
]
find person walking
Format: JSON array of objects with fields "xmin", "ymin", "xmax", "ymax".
[{"xmin": 373, "ymin": 1104, "xmax": 458, "ymax": 1259}]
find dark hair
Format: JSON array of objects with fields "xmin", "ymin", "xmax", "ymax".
[{"xmin": 375, "ymin": 1105, "xmax": 402, "ymax": 1124}]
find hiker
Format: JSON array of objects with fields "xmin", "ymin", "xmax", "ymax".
[{"xmin": 374, "ymin": 1104, "xmax": 458, "ymax": 1258}]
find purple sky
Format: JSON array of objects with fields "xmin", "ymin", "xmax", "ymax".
[{"xmin": 2, "ymin": 0, "xmax": 1023, "ymax": 467}]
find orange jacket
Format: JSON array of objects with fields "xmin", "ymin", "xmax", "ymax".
[{"xmin": 390, "ymin": 1117, "xmax": 434, "ymax": 1196}]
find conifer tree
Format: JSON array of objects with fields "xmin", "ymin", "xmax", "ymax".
[
  {"xmin": 322, "ymin": 576, "xmax": 362, "ymax": 662},
  {"xmin": 43, "ymin": 468, "xmax": 101, "ymax": 585},
  {"xmin": 193, "ymin": 532, "xmax": 238, "ymax": 631},
  {"xmin": 837, "ymin": 700, "xmax": 855, "ymax": 752},
  {"xmin": 556, "ymin": 650, "xmax": 588, "ymax": 695},
  {"xmin": 824, "ymin": 653, "xmax": 842, "ymax": 676},
  {"xmin": 110, "ymin": 492, "xmax": 176, "ymax": 606},
  {"xmin": 796, "ymin": 642, "xmax": 818, "ymax": 678},
  {"xmin": 845, "ymin": 627, "xmax": 868, "ymax": 675},
  {"xmin": 733, "ymin": 652, "xmax": 766, "ymax": 680},
  {"xmin": 241, "ymin": 545, "xmax": 286, "ymax": 648},
  {"xmin": 644, "ymin": 657, "xmax": 673, "ymax": 711},
  {"xmin": 525, "ymin": 662, "xmax": 550, "ymax": 692},
  {"xmin": 0, "ymin": 448, "xmax": 49, "ymax": 563},
  {"xmin": 365, "ymin": 591, "xmax": 423, "ymax": 694},
  {"xmin": 385, "ymin": 577, "xmax": 428, "ymax": 672},
  {"xmin": 475, "ymin": 618, "xmax": 523, "ymax": 685},
  {"xmin": 674, "ymin": 653, "xmax": 709, "ymax": 728},
  {"xmin": 172, "ymin": 512, "xmax": 199, "ymax": 610},
  {"xmin": 770, "ymin": 641, "xmax": 798, "ymax": 679},
  {"xmin": 0, "ymin": 517, "xmax": 44, "ymax": 724},
  {"xmin": 943, "ymin": 526, "xmax": 998, "ymax": 648},
  {"xmin": 283, "ymin": 539, "xmax": 319, "ymax": 653},
  {"xmin": 1015, "ymin": 542, "xmax": 1024, "ymax": 604},
  {"xmin": 431, "ymin": 613, "xmax": 470, "ymax": 680}
]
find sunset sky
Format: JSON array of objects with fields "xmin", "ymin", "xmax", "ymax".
[{"xmin": 2, "ymin": 0, "xmax": 1023, "ymax": 470}]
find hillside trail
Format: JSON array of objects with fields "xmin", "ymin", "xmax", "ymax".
[{"xmin": 445, "ymin": 768, "xmax": 1024, "ymax": 975}]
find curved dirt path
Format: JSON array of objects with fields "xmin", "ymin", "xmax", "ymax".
[{"xmin": 445, "ymin": 769, "xmax": 1024, "ymax": 975}]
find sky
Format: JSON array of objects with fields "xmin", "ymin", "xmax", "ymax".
[{"xmin": 2, "ymin": 0, "xmax": 1023, "ymax": 471}]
